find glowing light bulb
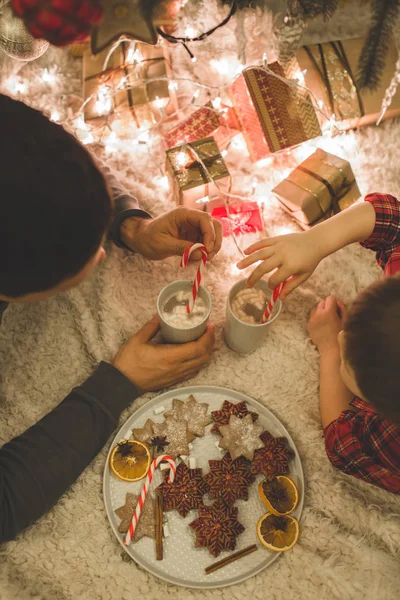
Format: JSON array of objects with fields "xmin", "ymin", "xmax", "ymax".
[
  {"xmin": 169, "ymin": 81, "xmax": 179, "ymax": 91},
  {"xmin": 4, "ymin": 75, "xmax": 27, "ymax": 95},
  {"xmin": 212, "ymin": 97, "xmax": 222, "ymax": 109},
  {"xmin": 95, "ymin": 85, "xmax": 112, "ymax": 117},
  {"xmin": 195, "ymin": 195, "xmax": 210, "ymax": 204},
  {"xmin": 175, "ymin": 151, "xmax": 189, "ymax": 168},
  {"xmin": 81, "ymin": 132, "xmax": 94, "ymax": 145},
  {"xmin": 50, "ymin": 109, "xmax": 60, "ymax": 122},
  {"xmin": 126, "ymin": 45, "xmax": 142, "ymax": 64},
  {"xmin": 155, "ymin": 175, "xmax": 170, "ymax": 190},
  {"xmin": 294, "ymin": 69, "xmax": 307, "ymax": 84},
  {"xmin": 185, "ymin": 26, "xmax": 197, "ymax": 38},
  {"xmin": 193, "ymin": 89, "xmax": 200, "ymax": 99},
  {"xmin": 221, "ymin": 149, "xmax": 228, "ymax": 157},
  {"xmin": 210, "ymin": 59, "xmax": 230, "ymax": 75},
  {"xmin": 42, "ymin": 68, "xmax": 57, "ymax": 84},
  {"xmin": 317, "ymin": 99, "xmax": 324, "ymax": 109},
  {"xmin": 154, "ymin": 96, "xmax": 169, "ymax": 109},
  {"xmin": 256, "ymin": 156, "xmax": 273, "ymax": 167},
  {"xmin": 191, "ymin": 56, "xmax": 197, "ymax": 63}
]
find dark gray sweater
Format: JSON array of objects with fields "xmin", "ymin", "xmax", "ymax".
[{"xmin": 0, "ymin": 165, "xmax": 150, "ymax": 543}]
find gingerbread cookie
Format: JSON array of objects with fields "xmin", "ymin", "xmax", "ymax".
[
  {"xmin": 251, "ymin": 431, "xmax": 295, "ymax": 480},
  {"xmin": 189, "ymin": 498, "xmax": 245, "ymax": 557},
  {"xmin": 211, "ymin": 400, "xmax": 259, "ymax": 434},
  {"xmin": 165, "ymin": 395, "xmax": 212, "ymax": 437},
  {"xmin": 132, "ymin": 419, "xmax": 156, "ymax": 445},
  {"xmin": 204, "ymin": 453, "xmax": 255, "ymax": 505},
  {"xmin": 152, "ymin": 417, "xmax": 195, "ymax": 458},
  {"xmin": 156, "ymin": 462, "xmax": 209, "ymax": 517},
  {"xmin": 219, "ymin": 414, "xmax": 264, "ymax": 460},
  {"xmin": 115, "ymin": 493, "xmax": 155, "ymax": 541}
]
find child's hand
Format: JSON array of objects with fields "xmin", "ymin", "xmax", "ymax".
[
  {"xmin": 307, "ymin": 297, "xmax": 347, "ymax": 353},
  {"xmin": 236, "ymin": 231, "xmax": 324, "ymax": 299}
]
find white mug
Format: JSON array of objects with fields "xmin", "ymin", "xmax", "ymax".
[{"xmin": 224, "ymin": 279, "xmax": 282, "ymax": 354}]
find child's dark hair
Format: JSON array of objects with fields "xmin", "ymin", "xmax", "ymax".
[
  {"xmin": 344, "ymin": 276, "xmax": 400, "ymax": 424},
  {"xmin": 0, "ymin": 94, "xmax": 112, "ymax": 298}
]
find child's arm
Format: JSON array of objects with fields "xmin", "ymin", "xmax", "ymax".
[
  {"xmin": 307, "ymin": 297, "xmax": 355, "ymax": 427},
  {"xmin": 237, "ymin": 200, "xmax": 377, "ymax": 299}
]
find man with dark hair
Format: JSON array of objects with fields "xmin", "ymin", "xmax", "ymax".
[{"xmin": 0, "ymin": 94, "xmax": 222, "ymax": 542}]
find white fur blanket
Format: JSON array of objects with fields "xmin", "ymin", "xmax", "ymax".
[{"xmin": 0, "ymin": 2, "xmax": 399, "ymax": 598}]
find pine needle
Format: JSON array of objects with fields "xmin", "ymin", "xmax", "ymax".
[{"xmin": 357, "ymin": 0, "xmax": 400, "ymax": 90}]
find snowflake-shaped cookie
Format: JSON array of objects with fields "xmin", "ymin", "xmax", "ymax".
[
  {"xmin": 189, "ymin": 499, "xmax": 245, "ymax": 557},
  {"xmin": 211, "ymin": 400, "xmax": 259, "ymax": 434},
  {"xmin": 250, "ymin": 431, "xmax": 295, "ymax": 480},
  {"xmin": 152, "ymin": 417, "xmax": 195, "ymax": 458},
  {"xmin": 219, "ymin": 414, "xmax": 264, "ymax": 460},
  {"xmin": 165, "ymin": 395, "xmax": 212, "ymax": 437},
  {"xmin": 204, "ymin": 453, "xmax": 255, "ymax": 505},
  {"xmin": 156, "ymin": 462, "xmax": 209, "ymax": 517},
  {"xmin": 114, "ymin": 493, "xmax": 155, "ymax": 541}
]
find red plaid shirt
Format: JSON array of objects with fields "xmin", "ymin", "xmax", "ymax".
[{"xmin": 324, "ymin": 193, "xmax": 400, "ymax": 495}]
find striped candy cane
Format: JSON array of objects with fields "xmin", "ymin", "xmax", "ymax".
[
  {"xmin": 261, "ymin": 283, "xmax": 284, "ymax": 324},
  {"xmin": 180, "ymin": 243, "xmax": 208, "ymax": 314},
  {"xmin": 124, "ymin": 455, "xmax": 176, "ymax": 546}
]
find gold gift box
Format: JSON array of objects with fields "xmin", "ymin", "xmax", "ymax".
[
  {"xmin": 83, "ymin": 42, "xmax": 178, "ymax": 127},
  {"xmin": 273, "ymin": 149, "xmax": 361, "ymax": 228},
  {"xmin": 166, "ymin": 137, "xmax": 231, "ymax": 210},
  {"xmin": 295, "ymin": 37, "xmax": 400, "ymax": 129}
]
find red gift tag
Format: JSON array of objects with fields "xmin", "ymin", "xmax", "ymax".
[{"xmin": 211, "ymin": 202, "xmax": 264, "ymax": 237}]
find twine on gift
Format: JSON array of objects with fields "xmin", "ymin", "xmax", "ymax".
[
  {"xmin": 180, "ymin": 243, "xmax": 208, "ymax": 314},
  {"xmin": 124, "ymin": 455, "xmax": 176, "ymax": 546},
  {"xmin": 261, "ymin": 283, "xmax": 284, "ymax": 324}
]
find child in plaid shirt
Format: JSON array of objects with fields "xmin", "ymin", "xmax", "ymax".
[{"xmin": 238, "ymin": 194, "xmax": 400, "ymax": 495}]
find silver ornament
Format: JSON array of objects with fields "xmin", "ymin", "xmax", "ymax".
[
  {"xmin": 0, "ymin": 1, "xmax": 49, "ymax": 61},
  {"xmin": 275, "ymin": 13, "xmax": 305, "ymax": 65}
]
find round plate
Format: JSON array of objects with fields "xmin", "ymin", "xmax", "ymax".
[{"xmin": 103, "ymin": 386, "xmax": 304, "ymax": 589}]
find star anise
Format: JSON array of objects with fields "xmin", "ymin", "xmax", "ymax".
[
  {"xmin": 116, "ymin": 440, "xmax": 135, "ymax": 458},
  {"xmin": 150, "ymin": 436, "xmax": 170, "ymax": 454}
]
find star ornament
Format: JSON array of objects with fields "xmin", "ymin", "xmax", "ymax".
[
  {"xmin": 251, "ymin": 431, "xmax": 295, "ymax": 480},
  {"xmin": 189, "ymin": 499, "xmax": 245, "ymax": 557},
  {"xmin": 219, "ymin": 414, "xmax": 264, "ymax": 461},
  {"xmin": 115, "ymin": 493, "xmax": 155, "ymax": 541},
  {"xmin": 156, "ymin": 462, "xmax": 209, "ymax": 517},
  {"xmin": 91, "ymin": 0, "xmax": 158, "ymax": 54},
  {"xmin": 165, "ymin": 395, "xmax": 212, "ymax": 437},
  {"xmin": 204, "ymin": 453, "xmax": 255, "ymax": 505},
  {"xmin": 211, "ymin": 400, "xmax": 259, "ymax": 434}
]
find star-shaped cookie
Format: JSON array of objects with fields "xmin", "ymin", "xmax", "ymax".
[
  {"xmin": 152, "ymin": 417, "xmax": 195, "ymax": 458},
  {"xmin": 204, "ymin": 453, "xmax": 255, "ymax": 505},
  {"xmin": 132, "ymin": 419, "xmax": 155, "ymax": 445},
  {"xmin": 114, "ymin": 493, "xmax": 155, "ymax": 541},
  {"xmin": 156, "ymin": 462, "xmax": 209, "ymax": 517},
  {"xmin": 189, "ymin": 499, "xmax": 245, "ymax": 557},
  {"xmin": 219, "ymin": 414, "xmax": 264, "ymax": 461},
  {"xmin": 165, "ymin": 395, "xmax": 212, "ymax": 437},
  {"xmin": 250, "ymin": 431, "xmax": 295, "ymax": 480},
  {"xmin": 211, "ymin": 400, "xmax": 259, "ymax": 434}
]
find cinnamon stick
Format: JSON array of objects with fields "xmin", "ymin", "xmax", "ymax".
[
  {"xmin": 205, "ymin": 544, "xmax": 258, "ymax": 575},
  {"xmin": 155, "ymin": 493, "xmax": 163, "ymax": 561}
]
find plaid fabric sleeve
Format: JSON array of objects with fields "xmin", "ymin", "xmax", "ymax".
[
  {"xmin": 324, "ymin": 412, "xmax": 400, "ymax": 494},
  {"xmin": 360, "ymin": 193, "xmax": 400, "ymax": 271}
]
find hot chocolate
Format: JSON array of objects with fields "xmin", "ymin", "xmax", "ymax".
[{"xmin": 162, "ymin": 290, "xmax": 207, "ymax": 328}]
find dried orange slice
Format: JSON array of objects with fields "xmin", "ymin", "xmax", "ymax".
[
  {"xmin": 258, "ymin": 476, "xmax": 299, "ymax": 516},
  {"xmin": 257, "ymin": 513, "xmax": 300, "ymax": 552},
  {"xmin": 110, "ymin": 440, "xmax": 151, "ymax": 482}
]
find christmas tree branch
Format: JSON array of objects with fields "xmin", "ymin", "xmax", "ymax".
[{"xmin": 357, "ymin": 0, "xmax": 400, "ymax": 90}]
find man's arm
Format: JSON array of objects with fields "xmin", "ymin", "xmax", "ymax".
[{"xmin": 0, "ymin": 362, "xmax": 139, "ymax": 543}]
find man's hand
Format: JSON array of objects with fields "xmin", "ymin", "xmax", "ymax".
[
  {"xmin": 112, "ymin": 316, "xmax": 215, "ymax": 392},
  {"xmin": 236, "ymin": 231, "xmax": 324, "ymax": 299},
  {"xmin": 120, "ymin": 207, "xmax": 223, "ymax": 261},
  {"xmin": 307, "ymin": 297, "xmax": 347, "ymax": 353}
]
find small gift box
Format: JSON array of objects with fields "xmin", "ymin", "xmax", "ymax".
[
  {"xmin": 295, "ymin": 37, "xmax": 400, "ymax": 129},
  {"xmin": 166, "ymin": 137, "xmax": 231, "ymax": 210},
  {"xmin": 83, "ymin": 41, "xmax": 178, "ymax": 127},
  {"xmin": 210, "ymin": 202, "xmax": 264, "ymax": 237},
  {"xmin": 230, "ymin": 63, "xmax": 321, "ymax": 162},
  {"xmin": 272, "ymin": 148, "xmax": 361, "ymax": 229},
  {"xmin": 163, "ymin": 102, "xmax": 241, "ymax": 150}
]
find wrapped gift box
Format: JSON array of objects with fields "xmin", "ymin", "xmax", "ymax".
[
  {"xmin": 166, "ymin": 137, "xmax": 231, "ymax": 210},
  {"xmin": 83, "ymin": 42, "xmax": 178, "ymax": 127},
  {"xmin": 272, "ymin": 148, "xmax": 361, "ymax": 229},
  {"xmin": 295, "ymin": 38, "xmax": 400, "ymax": 129},
  {"xmin": 230, "ymin": 63, "xmax": 321, "ymax": 162},
  {"xmin": 164, "ymin": 102, "xmax": 241, "ymax": 150},
  {"xmin": 210, "ymin": 202, "xmax": 264, "ymax": 237}
]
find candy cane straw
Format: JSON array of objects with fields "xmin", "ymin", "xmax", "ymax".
[
  {"xmin": 261, "ymin": 283, "xmax": 284, "ymax": 324},
  {"xmin": 180, "ymin": 243, "xmax": 208, "ymax": 314},
  {"xmin": 124, "ymin": 455, "xmax": 176, "ymax": 546}
]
